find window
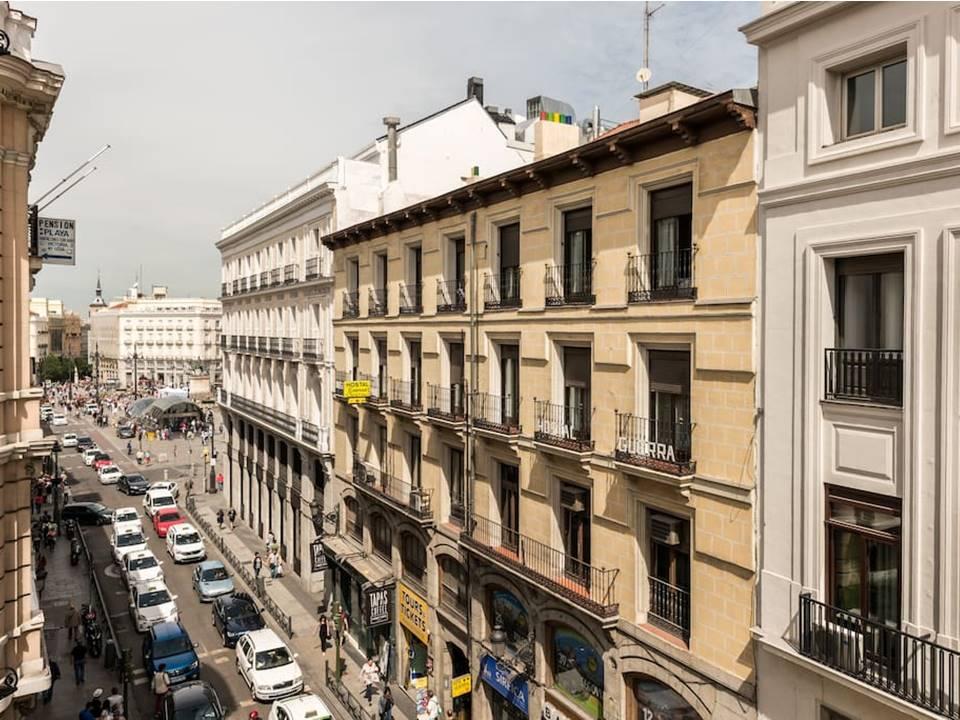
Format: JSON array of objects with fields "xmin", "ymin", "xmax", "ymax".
[
  {"xmin": 559, "ymin": 207, "xmax": 593, "ymax": 303},
  {"xmin": 401, "ymin": 532, "xmax": 426, "ymax": 584},
  {"xmin": 563, "ymin": 346, "xmax": 592, "ymax": 439},
  {"xmin": 821, "ymin": 708, "xmax": 854, "ymax": 720},
  {"xmin": 409, "ymin": 339, "xmax": 422, "ymax": 406},
  {"xmin": 647, "ymin": 510, "xmax": 690, "ymax": 640},
  {"xmin": 371, "ymin": 514, "xmax": 391, "ymax": 562},
  {"xmin": 345, "ymin": 497, "xmax": 363, "ymax": 542},
  {"xmin": 648, "ymin": 350, "xmax": 692, "ymax": 463},
  {"xmin": 844, "ymin": 56, "xmax": 907, "ymax": 139},
  {"xmin": 498, "ymin": 223, "xmax": 521, "ymax": 306},
  {"xmin": 375, "ymin": 337, "xmax": 388, "ymax": 399},
  {"xmin": 549, "ymin": 624, "xmax": 604, "ymax": 719},
  {"xmin": 826, "ymin": 486, "xmax": 901, "ymax": 628},
  {"xmin": 648, "ymin": 184, "xmax": 693, "ymax": 295},
  {"xmin": 408, "ymin": 434, "xmax": 422, "ymax": 489},
  {"xmin": 499, "ymin": 464, "xmax": 520, "ymax": 552},
  {"xmin": 346, "ymin": 258, "xmax": 359, "ymax": 292},
  {"xmin": 500, "ymin": 343, "xmax": 519, "ymax": 424},
  {"xmin": 374, "ymin": 252, "xmax": 388, "ymax": 292},
  {"xmin": 560, "ymin": 483, "xmax": 590, "ymax": 582},
  {"xmin": 438, "ymin": 556, "xmax": 467, "ymax": 614},
  {"xmin": 349, "ymin": 337, "xmax": 359, "ymax": 381},
  {"xmin": 490, "ymin": 588, "xmax": 531, "ymax": 655},
  {"xmin": 447, "ymin": 448, "xmax": 465, "ymax": 525}
]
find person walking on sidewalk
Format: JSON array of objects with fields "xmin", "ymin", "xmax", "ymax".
[
  {"xmin": 65, "ymin": 603, "xmax": 80, "ymax": 641},
  {"xmin": 41, "ymin": 660, "xmax": 60, "ymax": 704},
  {"xmin": 217, "ymin": 509, "xmax": 225, "ymax": 531},
  {"xmin": 71, "ymin": 639, "xmax": 87, "ymax": 685},
  {"xmin": 318, "ymin": 615, "xmax": 330, "ymax": 652},
  {"xmin": 267, "ymin": 550, "xmax": 278, "ymax": 579},
  {"xmin": 379, "ymin": 687, "xmax": 394, "ymax": 720},
  {"xmin": 152, "ymin": 663, "xmax": 170, "ymax": 717},
  {"xmin": 252, "ymin": 553, "xmax": 263, "ymax": 579},
  {"xmin": 228, "ymin": 508, "xmax": 236, "ymax": 530},
  {"xmin": 361, "ymin": 656, "xmax": 380, "ymax": 704}
]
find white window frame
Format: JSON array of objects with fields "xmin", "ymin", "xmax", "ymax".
[{"xmin": 840, "ymin": 55, "xmax": 908, "ymax": 141}]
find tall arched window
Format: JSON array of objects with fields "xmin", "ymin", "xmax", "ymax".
[
  {"xmin": 549, "ymin": 624, "xmax": 604, "ymax": 719},
  {"xmin": 438, "ymin": 556, "xmax": 467, "ymax": 615},
  {"xmin": 401, "ymin": 532, "xmax": 426, "ymax": 584},
  {"xmin": 345, "ymin": 497, "xmax": 362, "ymax": 542},
  {"xmin": 372, "ymin": 514, "xmax": 392, "ymax": 561}
]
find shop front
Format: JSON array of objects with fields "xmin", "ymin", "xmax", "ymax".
[
  {"xmin": 546, "ymin": 624, "xmax": 604, "ymax": 720},
  {"xmin": 397, "ymin": 581, "xmax": 431, "ymax": 691},
  {"xmin": 480, "ymin": 655, "xmax": 529, "ymax": 720},
  {"xmin": 625, "ymin": 674, "xmax": 702, "ymax": 720}
]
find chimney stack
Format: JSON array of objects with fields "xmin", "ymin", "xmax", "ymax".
[
  {"xmin": 383, "ymin": 116, "xmax": 400, "ymax": 183},
  {"xmin": 467, "ymin": 76, "xmax": 484, "ymax": 105}
]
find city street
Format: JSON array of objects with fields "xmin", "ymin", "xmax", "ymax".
[{"xmin": 49, "ymin": 409, "xmax": 305, "ymax": 720}]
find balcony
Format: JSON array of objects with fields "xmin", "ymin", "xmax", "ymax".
[
  {"xmin": 545, "ymin": 262, "xmax": 595, "ymax": 306},
  {"xmin": 231, "ymin": 279, "xmax": 239, "ymax": 294},
  {"xmin": 462, "ymin": 513, "xmax": 618, "ymax": 619},
  {"xmin": 354, "ymin": 457, "xmax": 433, "ymax": 525},
  {"xmin": 271, "ymin": 268, "xmax": 282, "ymax": 286},
  {"xmin": 389, "ymin": 378, "xmax": 422, "ymax": 414},
  {"xmin": 359, "ymin": 371, "xmax": 389, "ymax": 407},
  {"xmin": 368, "ymin": 288, "xmax": 388, "ymax": 317},
  {"xmin": 627, "ymin": 250, "xmax": 695, "ymax": 303},
  {"xmin": 799, "ymin": 594, "xmax": 960, "ymax": 718},
  {"xmin": 648, "ymin": 577, "xmax": 690, "ymax": 642},
  {"xmin": 484, "ymin": 267, "xmax": 522, "ymax": 310},
  {"xmin": 342, "ymin": 290, "xmax": 359, "ymax": 319},
  {"xmin": 239, "ymin": 276, "xmax": 249, "ymax": 293},
  {"xmin": 247, "ymin": 274, "xmax": 259, "ymax": 291},
  {"xmin": 219, "ymin": 336, "xmax": 227, "ymax": 349},
  {"xmin": 427, "ymin": 383, "xmax": 466, "ymax": 425},
  {"xmin": 437, "ymin": 279, "xmax": 466, "ymax": 313},
  {"xmin": 305, "ymin": 257, "xmax": 321, "ymax": 281},
  {"xmin": 259, "ymin": 271, "xmax": 269, "ymax": 288},
  {"xmin": 615, "ymin": 412, "xmax": 695, "ymax": 476},
  {"xmin": 283, "ymin": 264, "xmax": 298, "ymax": 284},
  {"xmin": 221, "ymin": 282, "xmax": 228, "ymax": 298},
  {"xmin": 473, "ymin": 392, "xmax": 521, "ymax": 436},
  {"xmin": 399, "ymin": 283, "xmax": 422, "ymax": 314},
  {"xmin": 334, "ymin": 370, "xmax": 347, "ymax": 400},
  {"xmin": 302, "ymin": 338, "xmax": 322, "ymax": 362},
  {"xmin": 824, "ymin": 348, "xmax": 903, "ymax": 407},
  {"xmin": 232, "ymin": 395, "xmax": 297, "ymax": 436},
  {"xmin": 534, "ymin": 400, "xmax": 593, "ymax": 453}
]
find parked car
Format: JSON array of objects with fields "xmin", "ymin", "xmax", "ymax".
[
  {"xmin": 268, "ymin": 694, "xmax": 333, "ymax": 720},
  {"xmin": 61, "ymin": 433, "xmax": 78, "ymax": 448},
  {"xmin": 129, "ymin": 580, "xmax": 178, "ymax": 632},
  {"xmin": 85, "ymin": 402, "xmax": 98, "ymax": 415},
  {"xmin": 112, "ymin": 507, "xmax": 142, "ymax": 535},
  {"xmin": 166, "ymin": 523, "xmax": 205, "ymax": 563},
  {"xmin": 52, "ymin": 414, "xmax": 67, "ymax": 426},
  {"xmin": 119, "ymin": 473, "xmax": 150, "ymax": 495},
  {"xmin": 76, "ymin": 435, "xmax": 94, "ymax": 451},
  {"xmin": 153, "ymin": 509, "xmax": 186, "ymax": 538},
  {"xmin": 61, "ymin": 502, "xmax": 112, "ymax": 526},
  {"xmin": 111, "ymin": 527, "xmax": 147, "ymax": 565},
  {"xmin": 142, "ymin": 621, "xmax": 199, "ymax": 684},
  {"xmin": 212, "ymin": 592, "xmax": 264, "ymax": 647},
  {"xmin": 143, "ymin": 489, "xmax": 177, "ymax": 518},
  {"xmin": 40, "ymin": 404, "xmax": 53, "ymax": 421},
  {"xmin": 98, "ymin": 464, "xmax": 123, "ymax": 484},
  {"xmin": 82, "ymin": 447, "xmax": 102, "ymax": 466},
  {"xmin": 234, "ymin": 628, "xmax": 303, "ymax": 702},
  {"xmin": 192, "ymin": 560, "xmax": 234, "ymax": 602},
  {"xmin": 93, "ymin": 455, "xmax": 113, "ymax": 471},
  {"xmin": 161, "ymin": 681, "xmax": 223, "ymax": 720},
  {"xmin": 116, "ymin": 423, "xmax": 135, "ymax": 439},
  {"xmin": 122, "ymin": 549, "xmax": 164, "ymax": 587},
  {"xmin": 149, "ymin": 480, "xmax": 179, "ymax": 499}
]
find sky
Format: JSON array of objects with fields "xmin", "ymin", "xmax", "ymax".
[{"xmin": 23, "ymin": 1, "xmax": 758, "ymax": 314}]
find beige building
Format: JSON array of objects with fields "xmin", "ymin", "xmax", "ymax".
[
  {"xmin": 0, "ymin": 3, "xmax": 63, "ymax": 717},
  {"xmin": 324, "ymin": 84, "xmax": 759, "ymax": 720}
]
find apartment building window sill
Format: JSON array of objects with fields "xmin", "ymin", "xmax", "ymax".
[
  {"xmin": 639, "ymin": 621, "xmax": 690, "ymax": 651},
  {"xmin": 820, "ymin": 398, "xmax": 903, "ymax": 413}
]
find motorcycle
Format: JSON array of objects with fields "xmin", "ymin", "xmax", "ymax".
[
  {"xmin": 64, "ymin": 519, "xmax": 78, "ymax": 541},
  {"xmin": 70, "ymin": 539, "xmax": 82, "ymax": 566},
  {"xmin": 81, "ymin": 605, "xmax": 102, "ymax": 658}
]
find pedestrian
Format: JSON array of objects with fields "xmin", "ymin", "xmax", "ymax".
[
  {"xmin": 152, "ymin": 663, "xmax": 170, "ymax": 717},
  {"xmin": 217, "ymin": 509, "xmax": 225, "ymax": 530},
  {"xmin": 275, "ymin": 556, "xmax": 284, "ymax": 578},
  {"xmin": 361, "ymin": 656, "xmax": 380, "ymax": 704},
  {"xmin": 185, "ymin": 478, "xmax": 194, "ymax": 498},
  {"xmin": 78, "ymin": 702, "xmax": 96, "ymax": 720},
  {"xmin": 426, "ymin": 690, "xmax": 442, "ymax": 720},
  {"xmin": 318, "ymin": 614, "xmax": 330, "ymax": 652},
  {"xmin": 379, "ymin": 688, "xmax": 394, "ymax": 720},
  {"xmin": 216, "ymin": 472, "xmax": 224, "ymax": 493},
  {"xmin": 252, "ymin": 552, "xmax": 263, "ymax": 579},
  {"xmin": 89, "ymin": 687, "xmax": 104, "ymax": 716},
  {"xmin": 268, "ymin": 550, "xmax": 278, "ymax": 579},
  {"xmin": 41, "ymin": 659, "xmax": 59, "ymax": 704},
  {"xmin": 71, "ymin": 638, "xmax": 87, "ymax": 685},
  {"xmin": 65, "ymin": 602, "xmax": 80, "ymax": 641},
  {"xmin": 105, "ymin": 687, "xmax": 123, "ymax": 715},
  {"xmin": 126, "ymin": 441, "xmax": 132, "ymax": 456},
  {"xmin": 228, "ymin": 508, "xmax": 237, "ymax": 530},
  {"xmin": 266, "ymin": 532, "xmax": 275, "ymax": 552}
]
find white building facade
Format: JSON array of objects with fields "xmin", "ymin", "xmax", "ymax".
[
  {"xmin": 89, "ymin": 286, "xmax": 221, "ymax": 389},
  {"xmin": 744, "ymin": 3, "xmax": 960, "ymax": 719},
  {"xmin": 217, "ymin": 78, "xmax": 539, "ymax": 593}
]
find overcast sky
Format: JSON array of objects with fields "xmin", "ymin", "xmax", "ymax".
[{"xmin": 23, "ymin": 1, "xmax": 757, "ymax": 314}]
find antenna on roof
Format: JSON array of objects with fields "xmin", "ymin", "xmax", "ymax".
[{"xmin": 642, "ymin": 1, "xmax": 666, "ymax": 92}]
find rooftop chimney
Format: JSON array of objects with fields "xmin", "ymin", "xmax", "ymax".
[
  {"xmin": 635, "ymin": 82, "xmax": 710, "ymax": 123},
  {"xmin": 383, "ymin": 116, "xmax": 400, "ymax": 183},
  {"xmin": 467, "ymin": 76, "xmax": 484, "ymax": 105}
]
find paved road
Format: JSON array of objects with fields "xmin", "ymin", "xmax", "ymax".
[{"xmin": 53, "ymin": 411, "xmax": 307, "ymax": 720}]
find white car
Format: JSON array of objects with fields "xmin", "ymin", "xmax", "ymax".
[
  {"xmin": 143, "ymin": 489, "xmax": 177, "ymax": 518},
  {"xmin": 99, "ymin": 464, "xmax": 123, "ymax": 484},
  {"xmin": 165, "ymin": 523, "xmax": 205, "ymax": 563},
  {"xmin": 62, "ymin": 433, "xmax": 78, "ymax": 448},
  {"xmin": 111, "ymin": 527, "xmax": 147, "ymax": 564},
  {"xmin": 52, "ymin": 414, "xmax": 67, "ymax": 426},
  {"xmin": 129, "ymin": 580, "xmax": 178, "ymax": 632},
  {"xmin": 112, "ymin": 507, "xmax": 142, "ymax": 535},
  {"xmin": 40, "ymin": 404, "xmax": 53, "ymax": 420},
  {"xmin": 122, "ymin": 549, "xmax": 163, "ymax": 587},
  {"xmin": 268, "ymin": 694, "xmax": 333, "ymax": 720},
  {"xmin": 85, "ymin": 403, "xmax": 98, "ymax": 415},
  {"xmin": 149, "ymin": 480, "xmax": 179, "ymax": 499},
  {"xmin": 235, "ymin": 629, "xmax": 304, "ymax": 702},
  {"xmin": 82, "ymin": 447, "xmax": 102, "ymax": 466}
]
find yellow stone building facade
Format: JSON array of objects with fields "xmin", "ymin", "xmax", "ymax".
[{"xmin": 325, "ymin": 86, "xmax": 758, "ymax": 720}]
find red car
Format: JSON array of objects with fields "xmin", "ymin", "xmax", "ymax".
[
  {"xmin": 92, "ymin": 456, "xmax": 113, "ymax": 471},
  {"xmin": 153, "ymin": 509, "xmax": 186, "ymax": 538}
]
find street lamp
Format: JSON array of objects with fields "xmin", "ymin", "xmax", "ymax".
[{"xmin": 132, "ymin": 343, "xmax": 138, "ymax": 399}]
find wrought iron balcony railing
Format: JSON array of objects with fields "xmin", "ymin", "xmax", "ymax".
[
  {"xmin": 221, "ymin": 282, "xmax": 228, "ymax": 297},
  {"xmin": 359, "ymin": 371, "xmax": 389, "ymax": 405},
  {"xmin": 648, "ymin": 576, "xmax": 690, "ymax": 641},
  {"xmin": 239, "ymin": 276, "xmax": 248, "ymax": 293},
  {"xmin": 615, "ymin": 411, "xmax": 695, "ymax": 476},
  {"xmin": 354, "ymin": 458, "xmax": 433, "ymax": 522},
  {"xmin": 259, "ymin": 271, "xmax": 269, "ymax": 288},
  {"xmin": 280, "ymin": 337, "xmax": 295, "ymax": 357},
  {"xmin": 437, "ymin": 279, "xmax": 466, "ymax": 313},
  {"xmin": 799, "ymin": 594, "xmax": 960, "ymax": 718},
  {"xmin": 627, "ymin": 250, "xmax": 695, "ymax": 303},
  {"xmin": 484, "ymin": 267, "xmax": 522, "ymax": 310},
  {"xmin": 342, "ymin": 290, "xmax": 360, "ymax": 319},
  {"xmin": 390, "ymin": 378, "xmax": 422, "ymax": 412},
  {"xmin": 369, "ymin": 288, "xmax": 388, "ymax": 317},
  {"xmin": 824, "ymin": 348, "xmax": 903, "ymax": 406},
  {"xmin": 534, "ymin": 400, "xmax": 593, "ymax": 452},
  {"xmin": 232, "ymin": 395, "xmax": 297, "ymax": 436},
  {"xmin": 427, "ymin": 383, "xmax": 466, "ymax": 423},
  {"xmin": 231, "ymin": 279, "xmax": 239, "ymax": 294},
  {"xmin": 283, "ymin": 263, "xmax": 298, "ymax": 284},
  {"xmin": 248, "ymin": 274, "xmax": 258, "ymax": 291},
  {"xmin": 304, "ymin": 257, "xmax": 321, "ymax": 280},
  {"xmin": 271, "ymin": 268, "xmax": 282, "ymax": 286},
  {"xmin": 302, "ymin": 338, "xmax": 321, "ymax": 361},
  {"xmin": 399, "ymin": 283, "xmax": 422, "ymax": 314},
  {"xmin": 463, "ymin": 513, "xmax": 618, "ymax": 618},
  {"xmin": 334, "ymin": 370, "xmax": 347, "ymax": 398},
  {"xmin": 545, "ymin": 262, "xmax": 595, "ymax": 306},
  {"xmin": 473, "ymin": 392, "xmax": 521, "ymax": 435}
]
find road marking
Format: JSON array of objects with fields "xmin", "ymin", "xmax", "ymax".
[
  {"xmin": 133, "ymin": 677, "xmax": 149, "ymax": 686},
  {"xmin": 239, "ymin": 700, "xmax": 257, "ymax": 708},
  {"xmin": 109, "ymin": 611, "xmax": 127, "ymax": 618},
  {"xmin": 104, "ymin": 564, "xmax": 122, "ymax": 578},
  {"xmin": 113, "ymin": 590, "xmax": 127, "ymax": 596},
  {"xmin": 132, "ymin": 668, "xmax": 146, "ymax": 677},
  {"xmin": 214, "ymin": 656, "xmax": 230, "ymax": 665}
]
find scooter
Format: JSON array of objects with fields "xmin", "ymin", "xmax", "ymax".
[
  {"xmin": 70, "ymin": 539, "xmax": 82, "ymax": 566},
  {"xmin": 64, "ymin": 519, "xmax": 78, "ymax": 541},
  {"xmin": 81, "ymin": 605, "xmax": 102, "ymax": 658}
]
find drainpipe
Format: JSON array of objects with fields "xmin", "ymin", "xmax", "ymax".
[
  {"xmin": 383, "ymin": 116, "xmax": 400, "ymax": 182},
  {"xmin": 466, "ymin": 210, "xmax": 478, "ymax": 678}
]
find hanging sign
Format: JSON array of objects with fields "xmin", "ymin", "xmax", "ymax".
[
  {"xmin": 37, "ymin": 216, "xmax": 76, "ymax": 265},
  {"xmin": 365, "ymin": 584, "xmax": 393, "ymax": 627},
  {"xmin": 397, "ymin": 581, "xmax": 429, "ymax": 645},
  {"xmin": 344, "ymin": 380, "xmax": 371, "ymax": 400},
  {"xmin": 310, "ymin": 539, "xmax": 328, "ymax": 572},
  {"xmin": 451, "ymin": 673, "xmax": 472, "ymax": 698},
  {"xmin": 479, "ymin": 655, "xmax": 529, "ymax": 715}
]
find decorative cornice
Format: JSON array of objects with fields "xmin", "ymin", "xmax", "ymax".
[{"xmin": 740, "ymin": 1, "xmax": 855, "ymax": 45}]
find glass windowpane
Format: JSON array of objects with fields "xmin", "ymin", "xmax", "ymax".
[
  {"xmin": 832, "ymin": 528, "xmax": 863, "ymax": 614},
  {"xmin": 847, "ymin": 70, "xmax": 876, "ymax": 137},
  {"xmin": 881, "ymin": 60, "xmax": 907, "ymax": 128}
]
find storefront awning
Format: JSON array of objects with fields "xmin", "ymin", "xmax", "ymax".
[
  {"xmin": 479, "ymin": 655, "xmax": 529, "ymax": 716},
  {"xmin": 321, "ymin": 535, "xmax": 393, "ymax": 585}
]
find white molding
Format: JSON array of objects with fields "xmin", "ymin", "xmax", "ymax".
[{"xmin": 945, "ymin": 5, "xmax": 960, "ymax": 135}]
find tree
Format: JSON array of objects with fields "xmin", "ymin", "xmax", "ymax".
[{"xmin": 38, "ymin": 355, "xmax": 69, "ymax": 382}]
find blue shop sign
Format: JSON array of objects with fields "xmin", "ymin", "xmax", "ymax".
[{"xmin": 480, "ymin": 655, "xmax": 529, "ymax": 716}]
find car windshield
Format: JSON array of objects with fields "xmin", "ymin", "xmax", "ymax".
[
  {"xmin": 254, "ymin": 647, "xmax": 292, "ymax": 670},
  {"xmin": 172, "ymin": 697, "xmax": 218, "ymax": 720},
  {"xmin": 127, "ymin": 475, "xmax": 146, "ymax": 484},
  {"xmin": 117, "ymin": 511, "xmax": 138, "ymax": 522},
  {"xmin": 224, "ymin": 601, "xmax": 257, "ymax": 620},
  {"xmin": 86, "ymin": 503, "xmax": 107, "ymax": 513},
  {"xmin": 117, "ymin": 533, "xmax": 144, "ymax": 547},
  {"xmin": 158, "ymin": 513, "xmax": 181, "ymax": 523},
  {"xmin": 78, "ymin": 437, "xmax": 91, "ymax": 443},
  {"xmin": 154, "ymin": 497, "xmax": 175, "ymax": 508},
  {"xmin": 153, "ymin": 635, "xmax": 193, "ymax": 657},
  {"xmin": 139, "ymin": 589, "xmax": 171, "ymax": 607},
  {"xmin": 176, "ymin": 532, "xmax": 201, "ymax": 545},
  {"xmin": 201, "ymin": 567, "xmax": 228, "ymax": 582},
  {"xmin": 129, "ymin": 556, "xmax": 157, "ymax": 571}
]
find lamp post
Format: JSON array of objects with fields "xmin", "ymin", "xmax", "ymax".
[
  {"xmin": 94, "ymin": 343, "xmax": 101, "ymax": 404},
  {"xmin": 334, "ymin": 601, "xmax": 343, "ymax": 682},
  {"xmin": 132, "ymin": 343, "xmax": 138, "ymax": 399}
]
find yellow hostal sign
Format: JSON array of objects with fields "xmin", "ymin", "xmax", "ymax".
[
  {"xmin": 344, "ymin": 379, "xmax": 371, "ymax": 399},
  {"xmin": 451, "ymin": 673, "xmax": 471, "ymax": 698},
  {"xmin": 397, "ymin": 581, "xmax": 429, "ymax": 645}
]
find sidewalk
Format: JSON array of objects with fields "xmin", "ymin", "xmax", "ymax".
[{"xmin": 187, "ymin": 492, "xmax": 418, "ymax": 720}]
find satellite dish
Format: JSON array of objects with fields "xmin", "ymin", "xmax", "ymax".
[{"xmin": 636, "ymin": 68, "xmax": 652, "ymax": 84}]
